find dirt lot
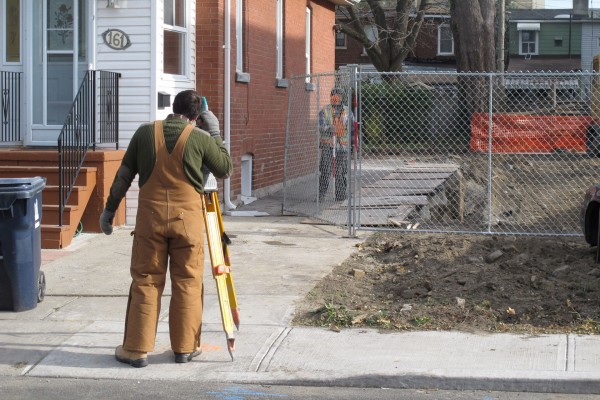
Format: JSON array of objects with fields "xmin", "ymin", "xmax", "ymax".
[
  {"xmin": 293, "ymin": 232, "xmax": 600, "ymax": 334},
  {"xmin": 292, "ymin": 154, "xmax": 600, "ymax": 334}
]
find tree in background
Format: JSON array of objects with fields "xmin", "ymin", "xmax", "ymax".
[
  {"xmin": 336, "ymin": 0, "xmax": 434, "ymax": 72},
  {"xmin": 448, "ymin": 0, "xmax": 497, "ymax": 142},
  {"xmin": 449, "ymin": 0, "xmax": 496, "ymax": 73}
]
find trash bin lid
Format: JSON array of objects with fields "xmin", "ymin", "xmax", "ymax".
[{"xmin": 0, "ymin": 177, "xmax": 46, "ymax": 199}]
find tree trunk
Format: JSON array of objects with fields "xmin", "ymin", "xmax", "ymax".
[
  {"xmin": 449, "ymin": 0, "xmax": 496, "ymax": 143},
  {"xmin": 449, "ymin": 0, "xmax": 495, "ymax": 73}
]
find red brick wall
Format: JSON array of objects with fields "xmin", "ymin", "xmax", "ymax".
[
  {"xmin": 196, "ymin": 0, "xmax": 335, "ymax": 199},
  {"xmin": 197, "ymin": 0, "xmax": 224, "ymax": 114},
  {"xmin": 311, "ymin": 0, "xmax": 336, "ymax": 73},
  {"xmin": 335, "ymin": 33, "xmax": 371, "ymax": 69}
]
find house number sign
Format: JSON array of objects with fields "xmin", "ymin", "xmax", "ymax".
[{"xmin": 102, "ymin": 29, "xmax": 131, "ymax": 50}]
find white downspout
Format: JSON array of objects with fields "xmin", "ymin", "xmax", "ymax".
[{"xmin": 223, "ymin": 0, "xmax": 237, "ymax": 211}]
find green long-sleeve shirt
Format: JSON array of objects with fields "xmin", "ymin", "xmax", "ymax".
[{"xmin": 105, "ymin": 116, "xmax": 232, "ymax": 211}]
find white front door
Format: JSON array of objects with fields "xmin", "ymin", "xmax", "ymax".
[{"xmin": 27, "ymin": 0, "xmax": 89, "ymax": 145}]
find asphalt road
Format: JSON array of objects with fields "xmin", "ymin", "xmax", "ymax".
[{"xmin": 2, "ymin": 377, "xmax": 600, "ymax": 400}]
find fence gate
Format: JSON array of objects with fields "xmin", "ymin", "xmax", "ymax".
[{"xmin": 284, "ymin": 67, "xmax": 600, "ymax": 237}]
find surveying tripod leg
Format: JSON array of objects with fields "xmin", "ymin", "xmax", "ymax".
[
  {"xmin": 211, "ymin": 192, "xmax": 240, "ymax": 330},
  {"xmin": 202, "ymin": 192, "xmax": 236, "ymax": 360}
]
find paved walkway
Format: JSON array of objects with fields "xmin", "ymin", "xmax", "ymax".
[{"xmin": 1, "ymin": 192, "xmax": 599, "ymax": 394}]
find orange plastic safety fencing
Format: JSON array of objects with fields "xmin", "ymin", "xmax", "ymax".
[{"xmin": 470, "ymin": 113, "xmax": 593, "ymax": 153}]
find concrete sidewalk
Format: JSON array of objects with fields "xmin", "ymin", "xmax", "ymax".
[{"xmin": 1, "ymin": 193, "xmax": 600, "ymax": 394}]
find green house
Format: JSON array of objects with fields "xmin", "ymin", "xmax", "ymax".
[{"xmin": 508, "ymin": 8, "xmax": 583, "ymax": 71}]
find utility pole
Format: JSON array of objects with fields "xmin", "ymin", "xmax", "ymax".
[{"xmin": 497, "ymin": 0, "xmax": 506, "ymax": 72}]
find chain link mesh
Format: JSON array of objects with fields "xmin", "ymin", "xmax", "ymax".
[{"xmin": 284, "ymin": 69, "xmax": 600, "ymax": 236}]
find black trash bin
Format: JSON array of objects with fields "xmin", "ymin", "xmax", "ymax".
[{"xmin": 0, "ymin": 177, "xmax": 46, "ymax": 312}]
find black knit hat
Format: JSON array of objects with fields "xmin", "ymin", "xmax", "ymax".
[{"xmin": 330, "ymin": 87, "xmax": 345, "ymax": 97}]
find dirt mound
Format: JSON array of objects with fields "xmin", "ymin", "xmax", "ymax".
[{"xmin": 293, "ymin": 232, "xmax": 600, "ymax": 334}]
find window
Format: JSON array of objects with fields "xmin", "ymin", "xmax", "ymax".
[
  {"xmin": 437, "ymin": 24, "xmax": 454, "ymax": 55},
  {"xmin": 361, "ymin": 25, "xmax": 378, "ymax": 56},
  {"xmin": 4, "ymin": 0, "xmax": 21, "ymax": 63},
  {"xmin": 276, "ymin": 0, "xmax": 283, "ymax": 80},
  {"xmin": 335, "ymin": 31, "xmax": 346, "ymax": 49},
  {"xmin": 163, "ymin": 0, "xmax": 186, "ymax": 75},
  {"xmin": 305, "ymin": 7, "xmax": 311, "ymax": 82},
  {"xmin": 520, "ymin": 31, "xmax": 538, "ymax": 55},
  {"xmin": 236, "ymin": 0, "xmax": 244, "ymax": 72},
  {"xmin": 554, "ymin": 36, "xmax": 563, "ymax": 47}
]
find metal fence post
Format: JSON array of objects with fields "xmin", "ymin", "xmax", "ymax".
[
  {"xmin": 316, "ymin": 75, "xmax": 322, "ymax": 207},
  {"xmin": 347, "ymin": 64, "xmax": 358, "ymax": 237},
  {"xmin": 283, "ymin": 77, "xmax": 294, "ymax": 214},
  {"xmin": 487, "ymin": 73, "xmax": 494, "ymax": 234}
]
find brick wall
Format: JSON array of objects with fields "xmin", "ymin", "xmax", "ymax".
[{"xmin": 196, "ymin": 0, "xmax": 335, "ymax": 200}]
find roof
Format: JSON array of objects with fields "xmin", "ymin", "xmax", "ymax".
[{"xmin": 509, "ymin": 8, "xmax": 575, "ymax": 21}]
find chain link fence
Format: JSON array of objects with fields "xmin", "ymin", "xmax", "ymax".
[{"xmin": 283, "ymin": 67, "xmax": 600, "ymax": 237}]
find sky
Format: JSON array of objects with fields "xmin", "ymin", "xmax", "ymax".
[
  {"xmin": 544, "ymin": 0, "xmax": 592, "ymax": 8},
  {"xmin": 544, "ymin": 0, "xmax": 569, "ymax": 7}
]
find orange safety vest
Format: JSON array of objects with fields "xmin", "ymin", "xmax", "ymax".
[{"xmin": 320, "ymin": 105, "xmax": 350, "ymax": 146}]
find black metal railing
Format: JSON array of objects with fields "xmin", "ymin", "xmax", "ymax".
[
  {"xmin": 0, "ymin": 71, "xmax": 22, "ymax": 142},
  {"xmin": 58, "ymin": 70, "xmax": 121, "ymax": 226}
]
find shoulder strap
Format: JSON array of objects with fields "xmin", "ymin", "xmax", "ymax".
[{"xmin": 172, "ymin": 124, "xmax": 196, "ymax": 162}]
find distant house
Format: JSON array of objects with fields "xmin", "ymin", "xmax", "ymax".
[
  {"xmin": 334, "ymin": 1, "xmax": 456, "ymax": 71},
  {"xmin": 507, "ymin": 8, "xmax": 583, "ymax": 72}
]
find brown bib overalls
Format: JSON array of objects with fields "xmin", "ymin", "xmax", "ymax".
[{"xmin": 123, "ymin": 120, "xmax": 205, "ymax": 354}]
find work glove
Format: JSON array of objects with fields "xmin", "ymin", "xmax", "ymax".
[
  {"xmin": 99, "ymin": 208, "xmax": 116, "ymax": 235},
  {"xmin": 198, "ymin": 110, "xmax": 221, "ymax": 138}
]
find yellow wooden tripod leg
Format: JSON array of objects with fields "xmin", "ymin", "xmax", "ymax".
[
  {"xmin": 211, "ymin": 192, "xmax": 240, "ymax": 330},
  {"xmin": 202, "ymin": 193, "xmax": 235, "ymax": 360}
]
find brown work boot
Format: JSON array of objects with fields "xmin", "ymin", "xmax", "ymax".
[
  {"xmin": 174, "ymin": 347, "xmax": 202, "ymax": 363},
  {"xmin": 115, "ymin": 345, "xmax": 148, "ymax": 368}
]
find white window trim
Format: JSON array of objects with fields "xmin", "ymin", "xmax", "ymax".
[
  {"xmin": 276, "ymin": 0, "xmax": 283, "ymax": 80},
  {"xmin": 361, "ymin": 24, "xmax": 378, "ymax": 56},
  {"xmin": 437, "ymin": 24, "xmax": 454, "ymax": 56},
  {"xmin": 519, "ymin": 30, "xmax": 539, "ymax": 56},
  {"xmin": 163, "ymin": 0, "xmax": 189, "ymax": 78},
  {"xmin": 305, "ymin": 7, "xmax": 311, "ymax": 83},
  {"xmin": 3, "ymin": 0, "xmax": 22, "ymax": 65},
  {"xmin": 335, "ymin": 31, "xmax": 346, "ymax": 49},
  {"xmin": 236, "ymin": 0, "xmax": 244, "ymax": 72}
]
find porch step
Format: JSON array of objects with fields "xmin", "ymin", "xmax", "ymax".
[
  {"xmin": 43, "ymin": 185, "xmax": 89, "ymax": 206},
  {"xmin": 40, "ymin": 224, "xmax": 73, "ymax": 250},
  {"xmin": 0, "ymin": 165, "xmax": 97, "ymax": 186},
  {"xmin": 42, "ymin": 205, "xmax": 79, "ymax": 226},
  {"xmin": 0, "ymin": 165, "xmax": 97, "ymax": 249},
  {"xmin": 0, "ymin": 149, "xmax": 125, "ymax": 249}
]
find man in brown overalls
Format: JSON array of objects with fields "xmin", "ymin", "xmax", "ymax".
[{"xmin": 99, "ymin": 90, "xmax": 232, "ymax": 367}]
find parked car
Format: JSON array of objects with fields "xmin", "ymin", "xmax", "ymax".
[{"xmin": 581, "ymin": 184, "xmax": 600, "ymax": 261}]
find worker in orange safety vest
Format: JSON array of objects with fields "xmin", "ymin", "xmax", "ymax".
[{"xmin": 318, "ymin": 87, "xmax": 354, "ymax": 201}]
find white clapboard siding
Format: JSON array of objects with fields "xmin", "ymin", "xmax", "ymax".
[
  {"xmin": 581, "ymin": 23, "xmax": 600, "ymax": 72},
  {"xmin": 95, "ymin": 0, "xmax": 197, "ymax": 223}
]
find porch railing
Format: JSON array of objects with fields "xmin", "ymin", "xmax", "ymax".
[
  {"xmin": 58, "ymin": 70, "xmax": 121, "ymax": 226},
  {"xmin": 0, "ymin": 71, "xmax": 22, "ymax": 142}
]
